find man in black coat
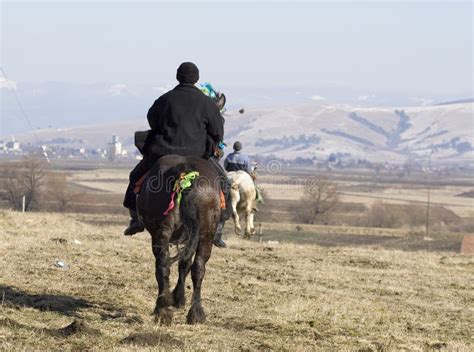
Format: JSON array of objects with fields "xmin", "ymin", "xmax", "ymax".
[{"xmin": 123, "ymin": 62, "xmax": 225, "ymax": 236}]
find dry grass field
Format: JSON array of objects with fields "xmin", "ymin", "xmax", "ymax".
[
  {"xmin": 258, "ymin": 180, "xmax": 473, "ymax": 219},
  {"xmin": 65, "ymin": 168, "xmax": 474, "ymax": 219},
  {"xmin": 1, "ymin": 210, "xmax": 473, "ymax": 351}
]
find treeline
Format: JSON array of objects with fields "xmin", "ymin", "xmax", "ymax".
[{"xmin": 0, "ymin": 156, "xmax": 81, "ymax": 212}]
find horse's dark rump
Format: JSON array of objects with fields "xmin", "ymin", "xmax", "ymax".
[
  {"xmin": 137, "ymin": 155, "xmax": 187, "ymax": 222},
  {"xmin": 137, "ymin": 155, "xmax": 219, "ymax": 262},
  {"xmin": 139, "ymin": 156, "xmax": 218, "ymax": 222}
]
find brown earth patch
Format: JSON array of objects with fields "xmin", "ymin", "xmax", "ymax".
[{"xmin": 121, "ymin": 332, "xmax": 184, "ymax": 347}]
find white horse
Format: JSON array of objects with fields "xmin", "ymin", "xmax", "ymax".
[{"xmin": 226, "ymin": 171, "xmax": 257, "ymax": 238}]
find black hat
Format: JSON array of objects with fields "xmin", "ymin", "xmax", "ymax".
[
  {"xmin": 176, "ymin": 62, "xmax": 199, "ymax": 84},
  {"xmin": 233, "ymin": 141, "xmax": 242, "ymax": 151}
]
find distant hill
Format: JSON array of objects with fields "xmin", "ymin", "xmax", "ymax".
[
  {"xmin": 224, "ymin": 101, "xmax": 473, "ymax": 164},
  {"xmin": 9, "ymin": 101, "xmax": 474, "ymax": 164},
  {"xmin": 435, "ymin": 98, "xmax": 474, "ymax": 106},
  {"xmin": 4, "ymin": 80, "xmax": 468, "ymax": 136}
]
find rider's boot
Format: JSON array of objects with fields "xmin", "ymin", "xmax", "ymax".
[
  {"xmin": 124, "ymin": 209, "xmax": 145, "ymax": 236},
  {"xmin": 213, "ymin": 222, "xmax": 227, "ymax": 248}
]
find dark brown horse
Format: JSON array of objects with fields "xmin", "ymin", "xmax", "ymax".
[{"xmin": 136, "ymin": 155, "xmax": 221, "ymax": 325}]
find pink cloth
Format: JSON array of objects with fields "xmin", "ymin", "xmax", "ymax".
[{"xmin": 163, "ymin": 191, "xmax": 177, "ymax": 216}]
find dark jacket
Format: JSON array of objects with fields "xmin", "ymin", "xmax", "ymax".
[{"xmin": 145, "ymin": 83, "xmax": 224, "ymax": 159}]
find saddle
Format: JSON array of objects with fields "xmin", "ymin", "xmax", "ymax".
[{"xmin": 134, "ymin": 171, "xmax": 150, "ymax": 194}]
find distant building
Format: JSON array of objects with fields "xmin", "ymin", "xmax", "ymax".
[
  {"xmin": 4, "ymin": 137, "xmax": 21, "ymax": 152},
  {"xmin": 107, "ymin": 135, "xmax": 122, "ymax": 161}
]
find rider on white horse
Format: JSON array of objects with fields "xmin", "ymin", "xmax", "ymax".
[{"xmin": 224, "ymin": 141, "xmax": 251, "ymax": 174}]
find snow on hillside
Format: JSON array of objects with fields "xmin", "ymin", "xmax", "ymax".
[
  {"xmin": 223, "ymin": 102, "xmax": 473, "ymax": 163},
  {"xmin": 8, "ymin": 102, "xmax": 473, "ymax": 164}
]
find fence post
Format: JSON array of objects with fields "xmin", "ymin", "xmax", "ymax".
[{"xmin": 22, "ymin": 196, "xmax": 26, "ymax": 213}]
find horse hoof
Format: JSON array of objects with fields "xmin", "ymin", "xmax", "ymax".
[
  {"xmin": 172, "ymin": 289, "xmax": 186, "ymax": 309},
  {"xmin": 186, "ymin": 304, "xmax": 206, "ymax": 324},
  {"xmin": 153, "ymin": 307, "xmax": 174, "ymax": 326}
]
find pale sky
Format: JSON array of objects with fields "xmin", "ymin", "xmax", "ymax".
[{"xmin": 1, "ymin": 1, "xmax": 473, "ymax": 97}]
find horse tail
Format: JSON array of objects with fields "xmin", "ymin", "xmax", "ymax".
[
  {"xmin": 166, "ymin": 160, "xmax": 220, "ymax": 264},
  {"xmin": 176, "ymin": 187, "xmax": 200, "ymax": 263}
]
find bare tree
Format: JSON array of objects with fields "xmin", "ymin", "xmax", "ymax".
[
  {"xmin": 295, "ymin": 175, "xmax": 339, "ymax": 224},
  {"xmin": 1, "ymin": 156, "xmax": 46, "ymax": 211},
  {"xmin": 42, "ymin": 171, "xmax": 81, "ymax": 212}
]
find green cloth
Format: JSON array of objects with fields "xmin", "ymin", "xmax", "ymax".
[
  {"xmin": 175, "ymin": 171, "xmax": 200, "ymax": 206},
  {"xmin": 255, "ymin": 186, "xmax": 264, "ymax": 204}
]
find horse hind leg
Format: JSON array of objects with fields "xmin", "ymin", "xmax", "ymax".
[
  {"xmin": 249, "ymin": 210, "xmax": 256, "ymax": 236},
  {"xmin": 172, "ymin": 253, "xmax": 193, "ymax": 309},
  {"xmin": 244, "ymin": 207, "xmax": 255, "ymax": 239},
  {"xmin": 187, "ymin": 234, "xmax": 213, "ymax": 324},
  {"xmin": 233, "ymin": 209, "xmax": 242, "ymax": 236},
  {"xmin": 231, "ymin": 188, "xmax": 242, "ymax": 236},
  {"xmin": 152, "ymin": 231, "xmax": 174, "ymax": 325}
]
